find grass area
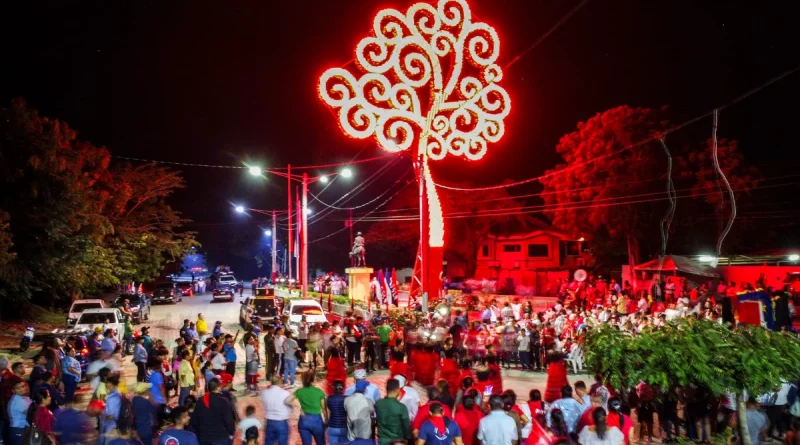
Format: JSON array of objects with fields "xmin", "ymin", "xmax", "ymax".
[{"xmin": 23, "ymin": 304, "xmax": 66, "ymax": 326}]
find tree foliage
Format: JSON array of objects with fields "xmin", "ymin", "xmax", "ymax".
[
  {"xmin": 583, "ymin": 320, "xmax": 800, "ymax": 398},
  {"xmin": 0, "ymin": 98, "xmax": 196, "ymax": 303},
  {"xmin": 540, "ymin": 105, "xmax": 761, "ymax": 265}
]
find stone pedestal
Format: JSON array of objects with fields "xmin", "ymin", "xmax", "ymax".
[{"xmin": 345, "ymin": 267, "xmax": 373, "ymax": 303}]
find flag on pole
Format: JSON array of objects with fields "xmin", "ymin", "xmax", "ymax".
[
  {"xmin": 391, "ymin": 268, "xmax": 399, "ymax": 305},
  {"xmin": 383, "ymin": 268, "xmax": 393, "ymax": 310}
]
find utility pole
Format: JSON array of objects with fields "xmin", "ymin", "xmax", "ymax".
[
  {"xmin": 302, "ymin": 173, "xmax": 309, "ymax": 298},
  {"xmin": 271, "ymin": 210, "xmax": 277, "ymax": 282},
  {"xmin": 296, "ymin": 187, "xmax": 301, "ymax": 289},
  {"xmin": 287, "ymin": 164, "xmax": 292, "ymax": 282}
]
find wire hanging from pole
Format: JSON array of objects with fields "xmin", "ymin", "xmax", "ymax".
[
  {"xmin": 712, "ymin": 108, "xmax": 737, "ymax": 261},
  {"xmin": 659, "ymin": 137, "xmax": 677, "ymax": 258}
]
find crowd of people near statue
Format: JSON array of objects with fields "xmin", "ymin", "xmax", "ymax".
[
  {"xmin": 312, "ymin": 274, "xmax": 348, "ymax": 296},
  {"xmin": 1, "ymin": 272, "xmax": 798, "ymax": 445}
]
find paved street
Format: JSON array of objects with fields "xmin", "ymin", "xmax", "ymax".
[{"xmin": 126, "ymin": 291, "xmax": 591, "ymax": 443}]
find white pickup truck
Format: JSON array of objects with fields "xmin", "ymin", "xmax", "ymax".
[
  {"xmin": 67, "ymin": 299, "xmax": 106, "ymax": 326},
  {"xmin": 73, "ymin": 308, "xmax": 125, "ymax": 336}
]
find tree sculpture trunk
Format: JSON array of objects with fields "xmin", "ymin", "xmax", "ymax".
[{"xmin": 737, "ymin": 393, "xmax": 752, "ymax": 445}]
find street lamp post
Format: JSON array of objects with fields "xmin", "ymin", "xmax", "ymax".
[{"xmin": 272, "ymin": 211, "xmax": 277, "ymax": 282}]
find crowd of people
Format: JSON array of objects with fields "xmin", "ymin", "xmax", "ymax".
[{"xmin": 1, "ymin": 272, "xmax": 798, "ymax": 445}]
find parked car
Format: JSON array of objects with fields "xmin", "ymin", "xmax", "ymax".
[
  {"xmin": 152, "ymin": 282, "xmax": 183, "ymax": 304},
  {"xmin": 283, "ymin": 299, "xmax": 327, "ymax": 336},
  {"xmin": 67, "ymin": 299, "xmax": 106, "ymax": 326},
  {"xmin": 213, "ymin": 283, "xmax": 235, "ymax": 302},
  {"xmin": 73, "ymin": 308, "xmax": 125, "ymax": 336},
  {"xmin": 239, "ymin": 295, "xmax": 280, "ymax": 328},
  {"xmin": 111, "ymin": 294, "xmax": 151, "ymax": 323},
  {"xmin": 218, "ymin": 274, "xmax": 237, "ymax": 286}
]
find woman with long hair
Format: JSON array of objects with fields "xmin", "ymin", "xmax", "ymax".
[
  {"xmin": 578, "ymin": 408, "xmax": 624, "ymax": 445},
  {"xmin": 31, "ymin": 388, "xmax": 56, "ymax": 445},
  {"xmin": 549, "ymin": 408, "xmax": 571, "ymax": 441},
  {"xmin": 543, "ymin": 349, "xmax": 569, "ymax": 403}
]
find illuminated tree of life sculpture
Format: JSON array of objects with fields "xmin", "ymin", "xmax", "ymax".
[{"xmin": 319, "ymin": 0, "xmax": 510, "ymax": 299}]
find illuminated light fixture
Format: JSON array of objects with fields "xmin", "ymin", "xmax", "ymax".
[
  {"xmin": 340, "ymin": 168, "xmax": 353, "ymax": 178},
  {"xmin": 698, "ymin": 255, "xmax": 716, "ymax": 263},
  {"xmin": 789, "ymin": 254, "xmax": 799, "ymax": 262},
  {"xmin": 424, "ymin": 167, "xmax": 444, "ymax": 247},
  {"xmin": 305, "ymin": 208, "xmax": 313, "ymax": 215},
  {"xmin": 264, "ymin": 229, "xmax": 272, "ymax": 236},
  {"xmin": 318, "ymin": 0, "xmax": 510, "ymax": 161},
  {"xmin": 318, "ymin": 175, "xmax": 329, "ymax": 184},
  {"xmin": 234, "ymin": 205, "xmax": 245, "ymax": 213},
  {"xmin": 578, "ymin": 237, "xmax": 585, "ymax": 242},
  {"xmin": 248, "ymin": 166, "xmax": 263, "ymax": 176}
]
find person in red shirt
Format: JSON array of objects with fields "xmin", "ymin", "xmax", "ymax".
[
  {"xmin": 543, "ymin": 352, "xmax": 569, "ymax": 403},
  {"xmin": 577, "ymin": 394, "xmax": 604, "ymax": 432},
  {"xmin": 415, "ymin": 345, "xmax": 438, "ymax": 386},
  {"xmin": 32, "ymin": 389, "xmax": 57, "ymax": 444},
  {"xmin": 606, "ymin": 397, "xmax": 634, "ymax": 445},
  {"xmin": 454, "ymin": 389, "xmax": 482, "ymax": 445},
  {"xmin": 325, "ymin": 348, "xmax": 347, "ymax": 395},
  {"xmin": 440, "ymin": 349, "xmax": 461, "ymax": 397},
  {"xmin": 486, "ymin": 356, "xmax": 503, "ymax": 395},
  {"xmin": 390, "ymin": 349, "xmax": 408, "ymax": 380}
]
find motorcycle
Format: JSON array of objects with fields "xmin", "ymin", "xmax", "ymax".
[{"xmin": 19, "ymin": 325, "xmax": 35, "ymax": 352}]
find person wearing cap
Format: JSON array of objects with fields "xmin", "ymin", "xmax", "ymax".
[
  {"xmin": 345, "ymin": 369, "xmax": 381, "ymax": 404},
  {"xmin": 394, "ymin": 374, "xmax": 421, "ymax": 422},
  {"xmin": 213, "ymin": 320, "xmax": 223, "ymax": 339},
  {"xmin": 344, "ymin": 378, "xmax": 375, "ymax": 441},
  {"xmin": 375, "ymin": 378, "xmax": 412, "ymax": 445},
  {"xmin": 132, "ymin": 381, "xmax": 156, "ymax": 445}
]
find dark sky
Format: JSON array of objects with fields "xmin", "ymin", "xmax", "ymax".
[{"xmin": 2, "ymin": 0, "xmax": 799, "ymax": 274}]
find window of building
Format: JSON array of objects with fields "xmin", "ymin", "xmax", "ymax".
[
  {"xmin": 481, "ymin": 245, "xmax": 489, "ymax": 257},
  {"xmin": 527, "ymin": 244, "xmax": 549, "ymax": 258},
  {"xmin": 561, "ymin": 241, "xmax": 581, "ymax": 256},
  {"xmin": 502, "ymin": 244, "xmax": 521, "ymax": 253}
]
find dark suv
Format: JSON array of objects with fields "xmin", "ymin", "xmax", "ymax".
[
  {"xmin": 152, "ymin": 282, "xmax": 183, "ymax": 304},
  {"xmin": 112, "ymin": 294, "xmax": 151, "ymax": 323}
]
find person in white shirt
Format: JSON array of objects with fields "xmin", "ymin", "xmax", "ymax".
[
  {"xmin": 478, "ymin": 394, "xmax": 519, "ymax": 445},
  {"xmin": 260, "ymin": 375, "xmax": 294, "ymax": 444},
  {"xmin": 237, "ymin": 405, "xmax": 263, "ymax": 439},
  {"xmin": 274, "ymin": 328, "xmax": 286, "ymax": 378},
  {"xmin": 344, "ymin": 369, "xmax": 381, "ymax": 403},
  {"xmin": 394, "ymin": 374, "xmax": 420, "ymax": 421}
]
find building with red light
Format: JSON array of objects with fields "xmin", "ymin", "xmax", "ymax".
[{"xmin": 474, "ymin": 229, "xmax": 590, "ymax": 294}]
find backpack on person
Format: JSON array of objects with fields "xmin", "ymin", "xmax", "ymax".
[{"xmin": 117, "ymin": 394, "xmax": 134, "ymax": 430}]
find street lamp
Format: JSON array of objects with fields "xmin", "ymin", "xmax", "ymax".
[
  {"xmin": 789, "ymin": 254, "xmax": 799, "ymax": 262},
  {"xmin": 305, "ymin": 208, "xmax": 312, "ymax": 215},
  {"xmin": 235, "ymin": 205, "xmax": 245, "ymax": 213},
  {"xmin": 318, "ymin": 175, "xmax": 329, "ymax": 184},
  {"xmin": 340, "ymin": 167, "xmax": 353, "ymax": 178},
  {"xmin": 248, "ymin": 166, "xmax": 263, "ymax": 176},
  {"xmin": 264, "ymin": 229, "xmax": 272, "ymax": 237}
]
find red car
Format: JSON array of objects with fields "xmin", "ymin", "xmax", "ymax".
[{"xmin": 178, "ymin": 282, "xmax": 194, "ymax": 297}]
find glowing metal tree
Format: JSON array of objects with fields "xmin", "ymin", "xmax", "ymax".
[{"xmin": 319, "ymin": 0, "xmax": 510, "ymax": 298}]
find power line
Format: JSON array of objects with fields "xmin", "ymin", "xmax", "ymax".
[{"xmin": 434, "ymin": 64, "xmax": 800, "ymax": 192}]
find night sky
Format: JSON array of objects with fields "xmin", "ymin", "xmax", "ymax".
[{"xmin": 2, "ymin": 0, "xmax": 799, "ymax": 276}]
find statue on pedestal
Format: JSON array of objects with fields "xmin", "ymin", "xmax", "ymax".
[{"xmin": 349, "ymin": 232, "xmax": 366, "ymax": 267}]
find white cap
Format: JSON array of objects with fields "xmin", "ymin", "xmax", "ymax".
[
  {"xmin": 354, "ymin": 369, "xmax": 367, "ymax": 380},
  {"xmin": 395, "ymin": 374, "xmax": 407, "ymax": 388}
]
